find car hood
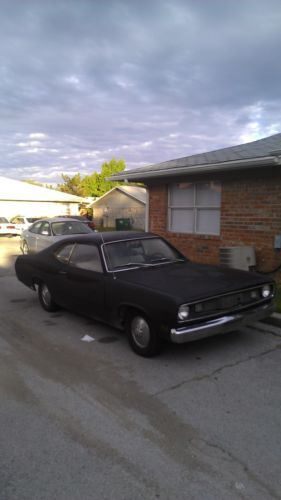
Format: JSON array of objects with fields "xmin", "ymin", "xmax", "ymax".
[{"xmin": 117, "ymin": 261, "xmax": 271, "ymax": 303}]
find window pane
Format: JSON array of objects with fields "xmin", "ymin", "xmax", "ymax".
[
  {"xmin": 104, "ymin": 237, "xmax": 183, "ymax": 270},
  {"xmin": 196, "ymin": 182, "xmax": 221, "ymax": 206},
  {"xmin": 39, "ymin": 222, "xmax": 51, "ymax": 235},
  {"xmin": 170, "ymin": 209, "xmax": 194, "ymax": 232},
  {"xmin": 55, "ymin": 244, "xmax": 75, "ymax": 263},
  {"xmin": 170, "ymin": 183, "xmax": 194, "ymax": 206},
  {"xmin": 142, "ymin": 238, "xmax": 182, "ymax": 260},
  {"xmin": 29, "ymin": 221, "xmax": 43, "ymax": 234},
  {"xmin": 196, "ymin": 209, "xmax": 220, "ymax": 235},
  {"xmin": 52, "ymin": 221, "xmax": 91, "ymax": 235},
  {"xmin": 70, "ymin": 244, "xmax": 102, "ymax": 272}
]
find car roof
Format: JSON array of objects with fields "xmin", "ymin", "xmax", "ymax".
[
  {"xmin": 36, "ymin": 217, "xmax": 87, "ymax": 223},
  {"xmin": 50, "ymin": 231, "xmax": 157, "ymax": 246}
]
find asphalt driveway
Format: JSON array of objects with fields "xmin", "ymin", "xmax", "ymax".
[{"xmin": 0, "ymin": 237, "xmax": 281, "ymax": 500}]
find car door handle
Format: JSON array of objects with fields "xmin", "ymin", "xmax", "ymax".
[{"xmin": 58, "ymin": 270, "xmax": 67, "ymax": 275}]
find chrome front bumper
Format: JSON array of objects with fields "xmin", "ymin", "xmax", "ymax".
[{"xmin": 170, "ymin": 302, "xmax": 275, "ymax": 344}]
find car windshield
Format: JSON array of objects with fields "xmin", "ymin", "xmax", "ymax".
[
  {"xmin": 51, "ymin": 221, "xmax": 92, "ymax": 236},
  {"xmin": 0, "ymin": 217, "xmax": 9, "ymax": 223},
  {"xmin": 104, "ymin": 237, "xmax": 185, "ymax": 271}
]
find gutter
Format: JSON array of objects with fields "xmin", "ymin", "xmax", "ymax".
[
  {"xmin": 145, "ymin": 189, "xmax": 149, "ymax": 232},
  {"xmin": 110, "ymin": 156, "xmax": 277, "ymax": 182}
]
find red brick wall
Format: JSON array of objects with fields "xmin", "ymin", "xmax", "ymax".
[{"xmin": 148, "ymin": 177, "xmax": 281, "ymax": 283}]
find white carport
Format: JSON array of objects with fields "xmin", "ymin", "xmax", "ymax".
[{"xmin": 0, "ymin": 176, "xmax": 85, "ymax": 219}]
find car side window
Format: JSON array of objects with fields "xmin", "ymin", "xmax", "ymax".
[
  {"xmin": 29, "ymin": 221, "xmax": 44, "ymax": 234},
  {"xmin": 69, "ymin": 244, "xmax": 103, "ymax": 272},
  {"xmin": 55, "ymin": 243, "xmax": 75, "ymax": 264},
  {"xmin": 39, "ymin": 222, "xmax": 51, "ymax": 236}
]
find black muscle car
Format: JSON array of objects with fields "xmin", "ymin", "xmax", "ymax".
[{"xmin": 15, "ymin": 231, "xmax": 275, "ymax": 356}]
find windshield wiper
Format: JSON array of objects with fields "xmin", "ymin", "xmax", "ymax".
[
  {"xmin": 150, "ymin": 257, "xmax": 185, "ymax": 264},
  {"xmin": 113, "ymin": 262, "xmax": 153, "ymax": 270},
  {"xmin": 112, "ymin": 258, "xmax": 185, "ymax": 270}
]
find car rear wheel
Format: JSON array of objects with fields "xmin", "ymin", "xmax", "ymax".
[
  {"xmin": 126, "ymin": 312, "xmax": 161, "ymax": 357},
  {"xmin": 38, "ymin": 282, "xmax": 59, "ymax": 312},
  {"xmin": 22, "ymin": 241, "xmax": 29, "ymax": 254}
]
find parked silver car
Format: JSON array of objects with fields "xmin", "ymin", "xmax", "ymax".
[{"xmin": 20, "ymin": 217, "xmax": 93, "ymax": 254}]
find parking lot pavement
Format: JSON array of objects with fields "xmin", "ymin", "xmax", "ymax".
[
  {"xmin": 0, "ymin": 236, "xmax": 21, "ymax": 276},
  {"xmin": 0, "ymin": 238, "xmax": 281, "ymax": 499}
]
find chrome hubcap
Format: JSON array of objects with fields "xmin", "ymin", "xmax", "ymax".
[
  {"xmin": 131, "ymin": 316, "xmax": 150, "ymax": 348},
  {"xmin": 41, "ymin": 284, "xmax": 51, "ymax": 307}
]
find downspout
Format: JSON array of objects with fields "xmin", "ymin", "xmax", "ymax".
[{"xmin": 145, "ymin": 189, "xmax": 149, "ymax": 232}]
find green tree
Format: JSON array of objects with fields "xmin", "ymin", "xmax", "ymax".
[
  {"xmin": 81, "ymin": 171, "xmax": 101, "ymax": 197},
  {"xmin": 58, "ymin": 159, "xmax": 126, "ymax": 197},
  {"xmin": 97, "ymin": 158, "xmax": 126, "ymax": 196},
  {"xmin": 58, "ymin": 173, "xmax": 86, "ymax": 197}
]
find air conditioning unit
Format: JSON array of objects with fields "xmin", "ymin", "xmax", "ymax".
[{"xmin": 220, "ymin": 246, "xmax": 256, "ymax": 271}]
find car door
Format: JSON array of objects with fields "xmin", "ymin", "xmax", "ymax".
[
  {"xmin": 36, "ymin": 221, "xmax": 53, "ymax": 251},
  {"xmin": 54, "ymin": 242, "xmax": 106, "ymax": 319},
  {"xmin": 25, "ymin": 221, "xmax": 44, "ymax": 252}
]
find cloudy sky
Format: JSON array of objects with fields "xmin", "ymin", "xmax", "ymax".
[{"xmin": 1, "ymin": 0, "xmax": 281, "ymax": 183}]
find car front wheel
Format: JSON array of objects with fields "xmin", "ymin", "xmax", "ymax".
[
  {"xmin": 126, "ymin": 312, "xmax": 161, "ymax": 357},
  {"xmin": 22, "ymin": 241, "xmax": 29, "ymax": 254},
  {"xmin": 38, "ymin": 282, "xmax": 59, "ymax": 312}
]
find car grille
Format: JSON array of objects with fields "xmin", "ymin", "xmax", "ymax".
[{"xmin": 186, "ymin": 285, "xmax": 274, "ymax": 322}]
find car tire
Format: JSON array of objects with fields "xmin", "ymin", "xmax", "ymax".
[
  {"xmin": 22, "ymin": 241, "xmax": 29, "ymax": 254},
  {"xmin": 38, "ymin": 282, "xmax": 59, "ymax": 312},
  {"xmin": 126, "ymin": 312, "xmax": 161, "ymax": 357}
]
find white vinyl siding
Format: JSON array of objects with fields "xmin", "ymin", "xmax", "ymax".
[{"xmin": 168, "ymin": 182, "xmax": 221, "ymax": 235}]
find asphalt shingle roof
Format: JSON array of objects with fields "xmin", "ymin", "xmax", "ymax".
[
  {"xmin": 111, "ymin": 133, "xmax": 281, "ymax": 182},
  {"xmin": 129, "ymin": 133, "xmax": 281, "ymax": 174}
]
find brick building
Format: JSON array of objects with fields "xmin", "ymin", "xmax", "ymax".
[{"xmin": 112, "ymin": 133, "xmax": 281, "ymax": 283}]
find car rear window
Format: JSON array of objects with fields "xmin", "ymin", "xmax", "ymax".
[{"xmin": 51, "ymin": 221, "xmax": 92, "ymax": 235}]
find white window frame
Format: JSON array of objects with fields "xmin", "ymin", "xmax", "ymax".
[{"xmin": 168, "ymin": 182, "xmax": 221, "ymax": 235}]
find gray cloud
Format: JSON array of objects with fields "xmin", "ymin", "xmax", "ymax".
[{"xmin": 0, "ymin": 0, "xmax": 280, "ymax": 182}]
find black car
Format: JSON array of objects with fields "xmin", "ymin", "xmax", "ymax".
[{"xmin": 15, "ymin": 231, "xmax": 275, "ymax": 356}]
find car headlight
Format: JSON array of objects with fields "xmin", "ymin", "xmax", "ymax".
[
  {"xmin": 261, "ymin": 285, "xmax": 271, "ymax": 298},
  {"xmin": 178, "ymin": 305, "xmax": 190, "ymax": 321}
]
